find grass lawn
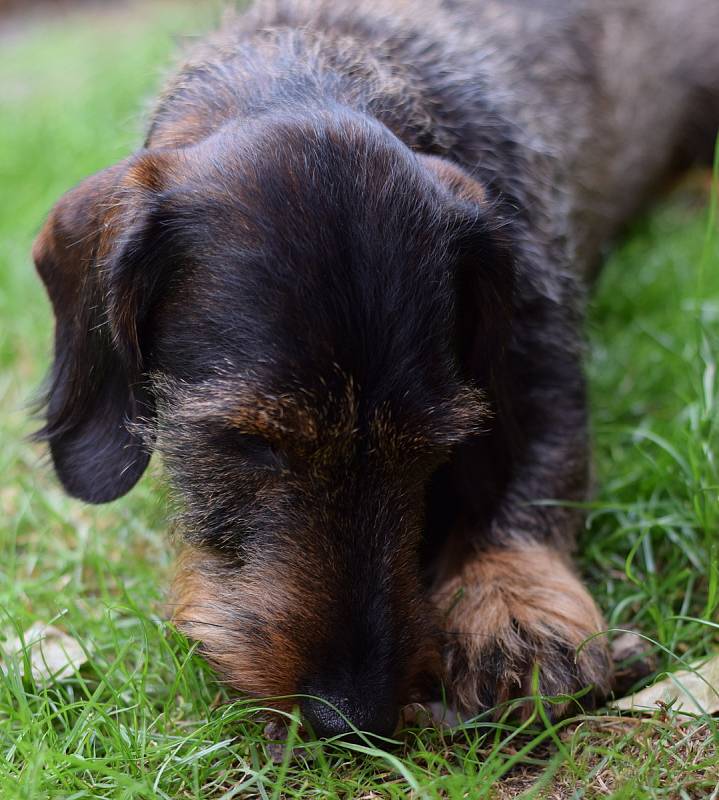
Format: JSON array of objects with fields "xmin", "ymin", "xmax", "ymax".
[{"xmin": 1, "ymin": 3, "xmax": 718, "ymax": 798}]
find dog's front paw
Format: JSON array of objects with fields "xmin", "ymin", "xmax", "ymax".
[{"xmin": 433, "ymin": 544, "xmax": 612, "ymax": 719}]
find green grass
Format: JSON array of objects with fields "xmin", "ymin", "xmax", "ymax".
[{"xmin": 1, "ymin": 5, "xmax": 718, "ymax": 798}]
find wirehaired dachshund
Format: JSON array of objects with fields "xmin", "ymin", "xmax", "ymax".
[{"xmin": 33, "ymin": 0, "xmax": 719, "ymax": 738}]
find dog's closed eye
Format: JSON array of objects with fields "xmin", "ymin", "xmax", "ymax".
[{"xmin": 218, "ymin": 430, "xmax": 288, "ymax": 472}]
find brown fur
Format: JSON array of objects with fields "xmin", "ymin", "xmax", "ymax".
[
  {"xmin": 171, "ymin": 546, "xmax": 316, "ymax": 703},
  {"xmin": 433, "ymin": 544, "xmax": 611, "ymax": 718},
  {"xmin": 171, "ymin": 537, "xmax": 442, "ymax": 708}
]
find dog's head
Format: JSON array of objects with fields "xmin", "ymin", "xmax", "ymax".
[{"xmin": 34, "ymin": 110, "xmax": 514, "ymax": 736}]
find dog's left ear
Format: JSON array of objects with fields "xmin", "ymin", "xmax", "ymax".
[
  {"xmin": 420, "ymin": 155, "xmax": 515, "ymax": 376},
  {"xmin": 33, "ymin": 151, "xmax": 178, "ymax": 503}
]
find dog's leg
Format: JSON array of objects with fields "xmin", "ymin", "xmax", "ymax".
[
  {"xmin": 432, "ymin": 541, "xmax": 611, "ymax": 719},
  {"xmin": 430, "ymin": 0, "xmax": 719, "ymax": 719},
  {"xmin": 432, "ymin": 289, "xmax": 612, "ymax": 718}
]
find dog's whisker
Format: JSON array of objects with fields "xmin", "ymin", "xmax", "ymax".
[{"xmin": 172, "ymin": 618, "xmax": 235, "ymax": 631}]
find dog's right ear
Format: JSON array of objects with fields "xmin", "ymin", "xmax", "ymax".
[{"xmin": 33, "ymin": 152, "xmax": 177, "ymax": 503}]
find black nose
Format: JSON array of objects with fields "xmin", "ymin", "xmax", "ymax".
[{"xmin": 301, "ymin": 693, "xmax": 398, "ymax": 740}]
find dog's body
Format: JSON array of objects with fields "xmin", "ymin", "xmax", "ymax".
[{"xmin": 34, "ymin": 0, "xmax": 719, "ymax": 737}]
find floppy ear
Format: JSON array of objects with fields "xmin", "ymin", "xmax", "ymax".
[
  {"xmin": 420, "ymin": 155, "xmax": 515, "ymax": 379},
  {"xmin": 33, "ymin": 152, "xmax": 176, "ymax": 503}
]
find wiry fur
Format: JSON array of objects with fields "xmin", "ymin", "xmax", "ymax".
[
  {"xmin": 432, "ymin": 544, "xmax": 611, "ymax": 716},
  {"xmin": 33, "ymin": 0, "xmax": 719, "ymax": 736}
]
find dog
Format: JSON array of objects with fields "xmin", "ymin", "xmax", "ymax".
[{"xmin": 32, "ymin": 0, "xmax": 719, "ymax": 738}]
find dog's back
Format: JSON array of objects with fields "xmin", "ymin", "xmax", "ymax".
[
  {"xmin": 151, "ymin": 0, "xmax": 719, "ymax": 277},
  {"xmin": 457, "ymin": 0, "xmax": 719, "ymax": 269}
]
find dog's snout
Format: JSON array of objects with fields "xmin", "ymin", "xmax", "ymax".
[{"xmin": 301, "ymin": 691, "xmax": 398, "ymax": 740}]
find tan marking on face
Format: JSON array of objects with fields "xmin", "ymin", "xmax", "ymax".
[
  {"xmin": 171, "ymin": 546, "xmax": 322, "ymax": 705},
  {"xmin": 167, "ymin": 374, "xmax": 362, "ymax": 465},
  {"xmin": 432, "ymin": 543, "xmax": 611, "ymax": 716},
  {"xmin": 369, "ymin": 385, "xmax": 490, "ymax": 456},
  {"xmin": 226, "ymin": 392, "xmax": 321, "ymax": 444},
  {"xmin": 171, "ymin": 536, "xmax": 443, "ymax": 710}
]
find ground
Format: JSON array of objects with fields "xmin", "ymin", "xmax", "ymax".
[{"xmin": 0, "ymin": 3, "xmax": 718, "ymax": 798}]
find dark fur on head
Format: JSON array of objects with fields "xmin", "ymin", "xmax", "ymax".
[
  {"xmin": 33, "ymin": 108, "xmax": 515, "ymax": 729},
  {"xmin": 33, "ymin": 0, "xmax": 719, "ymax": 737}
]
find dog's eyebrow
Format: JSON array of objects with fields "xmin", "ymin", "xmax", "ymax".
[
  {"xmin": 151, "ymin": 374, "xmax": 320, "ymax": 442},
  {"xmin": 163, "ymin": 375, "xmax": 488, "ymax": 451},
  {"xmin": 184, "ymin": 386, "xmax": 321, "ymax": 446},
  {"xmin": 224, "ymin": 392, "xmax": 321, "ymax": 442},
  {"xmin": 371, "ymin": 386, "xmax": 491, "ymax": 452}
]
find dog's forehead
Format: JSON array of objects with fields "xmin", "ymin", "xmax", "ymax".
[
  {"xmin": 170, "ymin": 111, "xmax": 451, "ymax": 258},
  {"xmin": 149, "ymin": 113, "xmax": 495, "ymax": 454},
  {"xmin": 154, "ymin": 155, "xmax": 464, "ymax": 406}
]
